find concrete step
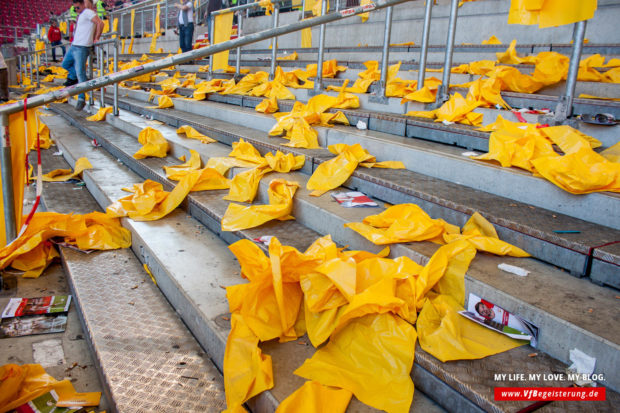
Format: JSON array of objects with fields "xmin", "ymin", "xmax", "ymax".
[
  {"xmin": 44, "ymin": 103, "xmax": 620, "ymax": 412},
  {"xmin": 41, "ymin": 108, "xmax": 445, "ymax": 413},
  {"xmin": 116, "ymin": 88, "xmax": 620, "ymax": 232},
  {"xmin": 30, "ymin": 138, "xmax": 228, "ymax": 412}
]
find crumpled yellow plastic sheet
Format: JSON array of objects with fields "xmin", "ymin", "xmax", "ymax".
[
  {"xmin": 417, "ymin": 293, "xmax": 526, "ymax": 362},
  {"xmin": 0, "ymin": 364, "xmax": 101, "ymax": 413},
  {"xmin": 482, "ymin": 35, "xmax": 502, "ymax": 45},
  {"xmin": 221, "ymin": 179, "xmax": 299, "ymax": 231},
  {"xmin": 106, "ymin": 173, "xmax": 202, "ymax": 221},
  {"xmin": 41, "ymin": 157, "xmax": 93, "ymax": 182},
  {"xmin": 163, "ymin": 150, "xmax": 201, "ymax": 180},
  {"xmin": 306, "ymin": 144, "xmax": 405, "ymax": 196},
  {"xmin": 508, "ymin": 0, "xmax": 597, "ymax": 28},
  {"xmin": 176, "ymin": 125, "xmax": 216, "ymax": 143},
  {"xmin": 276, "ymin": 381, "xmax": 352, "ymax": 413},
  {"xmin": 0, "ymin": 212, "xmax": 131, "ymax": 278},
  {"xmin": 295, "ymin": 313, "xmax": 417, "ymax": 413},
  {"xmin": 133, "ymin": 127, "xmax": 169, "ymax": 159},
  {"xmin": 148, "ymin": 95, "xmax": 174, "ymax": 109},
  {"xmin": 473, "ymin": 117, "xmax": 619, "ymax": 193},
  {"xmin": 256, "ymin": 96, "xmax": 279, "ymax": 113},
  {"xmin": 86, "ymin": 106, "xmax": 113, "ymax": 121},
  {"xmin": 601, "ymin": 142, "xmax": 620, "ymax": 163}
]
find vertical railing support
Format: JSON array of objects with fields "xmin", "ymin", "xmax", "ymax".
[
  {"xmin": 208, "ymin": 16, "xmax": 215, "ymax": 78},
  {"xmin": 269, "ymin": 5, "xmax": 280, "ymax": 80},
  {"xmin": 235, "ymin": 12, "xmax": 243, "ymax": 79},
  {"xmin": 114, "ymin": 39, "xmax": 119, "ymax": 116},
  {"xmin": 375, "ymin": 5, "xmax": 393, "ymax": 100},
  {"xmin": 1, "ymin": 113, "xmax": 16, "ymax": 243},
  {"xmin": 88, "ymin": 53, "xmax": 94, "ymax": 106},
  {"xmin": 35, "ymin": 52, "xmax": 40, "ymax": 88},
  {"xmin": 120, "ymin": 13, "xmax": 124, "ymax": 38},
  {"xmin": 434, "ymin": 0, "xmax": 459, "ymax": 106},
  {"xmin": 99, "ymin": 46, "xmax": 105, "ymax": 108},
  {"xmin": 554, "ymin": 20, "xmax": 587, "ymax": 121},
  {"xmin": 18, "ymin": 56, "xmax": 23, "ymax": 87},
  {"xmin": 152, "ymin": 5, "xmax": 157, "ymax": 33},
  {"xmin": 417, "ymin": 0, "xmax": 433, "ymax": 90},
  {"xmin": 312, "ymin": 0, "xmax": 328, "ymax": 95},
  {"xmin": 141, "ymin": 10, "xmax": 145, "ymax": 37},
  {"xmin": 165, "ymin": 1, "xmax": 168, "ymax": 31}
]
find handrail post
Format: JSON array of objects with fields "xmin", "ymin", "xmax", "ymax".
[
  {"xmin": 141, "ymin": 10, "xmax": 145, "ymax": 36},
  {"xmin": 120, "ymin": 13, "xmax": 124, "ymax": 38},
  {"xmin": 417, "ymin": 0, "xmax": 433, "ymax": 90},
  {"xmin": 88, "ymin": 53, "xmax": 94, "ymax": 106},
  {"xmin": 35, "ymin": 52, "xmax": 40, "ymax": 88},
  {"xmin": 99, "ymin": 46, "xmax": 105, "ymax": 108},
  {"xmin": 312, "ymin": 0, "xmax": 327, "ymax": 95},
  {"xmin": 375, "ymin": 5, "xmax": 393, "ymax": 100},
  {"xmin": 235, "ymin": 12, "xmax": 243, "ymax": 79},
  {"xmin": 164, "ymin": 0, "xmax": 168, "ymax": 31},
  {"xmin": 269, "ymin": 5, "xmax": 280, "ymax": 80},
  {"xmin": 208, "ymin": 16, "xmax": 215, "ymax": 78},
  {"xmin": 18, "ymin": 55, "xmax": 23, "ymax": 86},
  {"xmin": 434, "ymin": 0, "xmax": 459, "ymax": 106},
  {"xmin": 1, "ymin": 113, "xmax": 17, "ymax": 243},
  {"xmin": 301, "ymin": 0, "xmax": 306, "ymax": 19},
  {"xmin": 554, "ymin": 20, "xmax": 587, "ymax": 121},
  {"xmin": 114, "ymin": 39, "xmax": 119, "ymax": 116},
  {"xmin": 152, "ymin": 5, "xmax": 156, "ymax": 32}
]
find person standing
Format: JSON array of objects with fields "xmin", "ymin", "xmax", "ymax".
[
  {"xmin": 47, "ymin": 20, "xmax": 65, "ymax": 62},
  {"xmin": 204, "ymin": 0, "xmax": 222, "ymax": 45},
  {"xmin": 175, "ymin": 0, "xmax": 194, "ymax": 53},
  {"xmin": 61, "ymin": 0, "xmax": 104, "ymax": 111},
  {"xmin": 95, "ymin": 0, "xmax": 107, "ymax": 20}
]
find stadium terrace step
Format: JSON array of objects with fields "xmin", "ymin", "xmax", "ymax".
[
  {"xmin": 103, "ymin": 91, "xmax": 620, "ymax": 285},
  {"xmin": 41, "ymin": 108, "xmax": 445, "ymax": 413},
  {"xmin": 31, "ymin": 142, "xmax": 227, "ymax": 412},
  {"xmin": 43, "ymin": 104, "xmax": 620, "ymax": 412},
  {"xmin": 113, "ymin": 88, "xmax": 620, "ymax": 232}
]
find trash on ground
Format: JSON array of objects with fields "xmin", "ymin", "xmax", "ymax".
[
  {"xmin": 331, "ymin": 191, "xmax": 378, "ymax": 208},
  {"xmin": 568, "ymin": 348, "xmax": 597, "ymax": 386},
  {"xmin": 498, "ymin": 263, "xmax": 530, "ymax": 276}
]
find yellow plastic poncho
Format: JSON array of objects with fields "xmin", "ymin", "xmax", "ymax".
[
  {"xmin": 133, "ymin": 127, "xmax": 169, "ymax": 159},
  {"xmin": 508, "ymin": 0, "xmax": 597, "ymax": 28},
  {"xmin": 41, "ymin": 157, "xmax": 93, "ymax": 182},
  {"xmin": 85, "ymin": 106, "xmax": 113, "ymax": 121},
  {"xmin": 176, "ymin": 125, "xmax": 216, "ymax": 143}
]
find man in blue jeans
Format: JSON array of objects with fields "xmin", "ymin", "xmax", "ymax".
[
  {"xmin": 62, "ymin": 0, "xmax": 104, "ymax": 111},
  {"xmin": 175, "ymin": 0, "xmax": 195, "ymax": 54}
]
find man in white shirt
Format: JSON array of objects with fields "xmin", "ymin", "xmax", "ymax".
[
  {"xmin": 175, "ymin": 0, "xmax": 194, "ymax": 54},
  {"xmin": 61, "ymin": 0, "xmax": 104, "ymax": 110}
]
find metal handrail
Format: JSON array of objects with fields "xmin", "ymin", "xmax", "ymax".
[
  {"xmin": 211, "ymin": 0, "xmax": 290, "ymax": 16},
  {"xmin": 110, "ymin": 0, "xmax": 162, "ymax": 14}
]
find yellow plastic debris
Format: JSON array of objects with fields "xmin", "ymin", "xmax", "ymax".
[
  {"xmin": 0, "ymin": 212, "xmax": 131, "ymax": 278},
  {"xmin": 417, "ymin": 293, "xmax": 526, "ymax": 362},
  {"xmin": 277, "ymin": 51, "xmax": 299, "ymax": 61},
  {"xmin": 276, "ymin": 381, "xmax": 352, "ymax": 413},
  {"xmin": 133, "ymin": 127, "xmax": 169, "ymax": 159},
  {"xmin": 86, "ymin": 107, "xmax": 114, "ymax": 122},
  {"xmin": 221, "ymin": 179, "xmax": 299, "ymax": 231},
  {"xmin": 496, "ymin": 40, "xmax": 537, "ymax": 65},
  {"xmin": 41, "ymin": 157, "xmax": 93, "ymax": 182},
  {"xmin": 306, "ymin": 144, "xmax": 404, "ymax": 196},
  {"xmin": 256, "ymin": 97, "xmax": 279, "ymax": 114},
  {"xmin": 163, "ymin": 150, "xmax": 201, "ymax": 180},
  {"xmin": 508, "ymin": 0, "xmax": 597, "ymax": 28},
  {"xmin": 0, "ymin": 364, "xmax": 101, "ymax": 413},
  {"xmin": 601, "ymin": 142, "xmax": 620, "ymax": 163},
  {"xmin": 148, "ymin": 95, "xmax": 174, "ymax": 109},
  {"xmin": 295, "ymin": 313, "xmax": 417, "ymax": 413},
  {"xmin": 176, "ymin": 125, "xmax": 216, "ymax": 143},
  {"xmin": 482, "ymin": 35, "xmax": 502, "ymax": 45},
  {"xmin": 223, "ymin": 314, "xmax": 274, "ymax": 412}
]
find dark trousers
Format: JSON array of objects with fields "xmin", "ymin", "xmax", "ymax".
[
  {"xmin": 51, "ymin": 41, "xmax": 65, "ymax": 61},
  {"xmin": 179, "ymin": 23, "xmax": 194, "ymax": 53}
]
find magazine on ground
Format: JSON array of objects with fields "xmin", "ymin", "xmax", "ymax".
[
  {"xmin": 1, "ymin": 295, "xmax": 72, "ymax": 318},
  {"xmin": 459, "ymin": 293, "xmax": 539, "ymax": 346},
  {"xmin": 0, "ymin": 313, "xmax": 68, "ymax": 338},
  {"xmin": 331, "ymin": 191, "xmax": 378, "ymax": 208},
  {"xmin": 15, "ymin": 390, "xmax": 85, "ymax": 413}
]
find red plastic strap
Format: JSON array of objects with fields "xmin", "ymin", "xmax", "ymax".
[
  {"xmin": 24, "ymin": 97, "xmax": 29, "ymax": 186},
  {"xmin": 21, "ymin": 98, "xmax": 42, "ymax": 230},
  {"xmin": 512, "ymin": 110, "xmax": 528, "ymax": 123}
]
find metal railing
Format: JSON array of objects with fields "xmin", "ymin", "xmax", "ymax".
[{"xmin": 1, "ymin": 0, "xmax": 410, "ymax": 242}]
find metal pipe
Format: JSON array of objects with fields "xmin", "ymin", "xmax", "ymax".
[
  {"xmin": 417, "ymin": 0, "xmax": 433, "ymax": 90},
  {"xmin": 152, "ymin": 5, "xmax": 156, "ymax": 32},
  {"xmin": 35, "ymin": 52, "xmax": 40, "ymax": 88},
  {"xmin": 114, "ymin": 39, "xmax": 119, "ymax": 116},
  {"xmin": 18, "ymin": 55, "xmax": 23, "ymax": 87},
  {"xmin": 1, "ymin": 114, "xmax": 16, "ymax": 242},
  {"xmin": 120, "ymin": 13, "xmax": 124, "ymax": 38},
  {"xmin": 378, "ymin": 6, "xmax": 393, "ymax": 97},
  {"xmin": 212, "ymin": 0, "xmax": 289, "ymax": 16},
  {"xmin": 88, "ymin": 53, "xmax": 94, "ymax": 106},
  {"xmin": 269, "ymin": 6, "xmax": 280, "ymax": 80},
  {"xmin": 141, "ymin": 10, "xmax": 145, "ymax": 36},
  {"xmin": 209, "ymin": 16, "xmax": 215, "ymax": 78},
  {"xmin": 235, "ymin": 12, "xmax": 243, "ymax": 77},
  {"xmin": 313, "ymin": 0, "xmax": 327, "ymax": 94},
  {"xmin": 0, "ymin": 0, "xmax": 410, "ymax": 116},
  {"xmin": 436, "ymin": 0, "xmax": 459, "ymax": 105},
  {"xmin": 555, "ymin": 20, "xmax": 587, "ymax": 120},
  {"xmin": 301, "ymin": 0, "xmax": 306, "ymax": 19},
  {"xmin": 99, "ymin": 46, "xmax": 105, "ymax": 108}
]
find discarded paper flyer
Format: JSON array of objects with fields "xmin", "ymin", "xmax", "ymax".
[
  {"xmin": 15, "ymin": 390, "xmax": 85, "ymax": 413},
  {"xmin": 459, "ymin": 293, "xmax": 539, "ymax": 346},
  {"xmin": 2, "ymin": 295, "xmax": 72, "ymax": 318},
  {"xmin": 0, "ymin": 314, "xmax": 68, "ymax": 338},
  {"xmin": 331, "ymin": 191, "xmax": 378, "ymax": 208}
]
